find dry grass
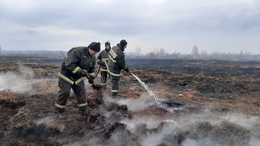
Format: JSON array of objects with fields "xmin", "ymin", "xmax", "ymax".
[
  {"xmin": 15, "ymin": 107, "xmax": 29, "ymax": 117},
  {"xmin": 13, "ymin": 122, "xmax": 65, "ymax": 134},
  {"xmin": 0, "ymin": 90, "xmax": 21, "ymax": 100},
  {"xmin": 13, "ymin": 122, "xmax": 30, "ymax": 129},
  {"xmin": 120, "ymin": 87, "xmax": 141, "ymax": 99},
  {"xmin": 31, "ymin": 79, "xmax": 58, "ymax": 93},
  {"xmin": 183, "ymin": 90, "xmax": 199, "ymax": 98},
  {"xmin": 216, "ymin": 101, "xmax": 260, "ymax": 114},
  {"xmin": 45, "ymin": 123, "xmax": 65, "ymax": 133},
  {"xmin": 40, "ymin": 80, "xmax": 58, "ymax": 93}
]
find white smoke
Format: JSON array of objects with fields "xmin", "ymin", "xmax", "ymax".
[
  {"xmin": 117, "ymin": 93, "xmax": 154, "ymax": 112},
  {"xmin": 182, "ymin": 139, "xmax": 200, "ymax": 146},
  {"xmin": 0, "ymin": 64, "xmax": 50, "ymax": 93},
  {"xmin": 0, "ymin": 64, "xmax": 59, "ymax": 93},
  {"xmin": 36, "ymin": 116, "xmax": 55, "ymax": 125},
  {"xmin": 59, "ymin": 95, "xmax": 260, "ymax": 146},
  {"xmin": 140, "ymin": 122, "xmax": 177, "ymax": 146},
  {"xmin": 249, "ymin": 137, "xmax": 260, "ymax": 146},
  {"xmin": 121, "ymin": 117, "xmax": 164, "ymax": 132}
]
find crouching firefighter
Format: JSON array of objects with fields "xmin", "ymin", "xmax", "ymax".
[
  {"xmin": 97, "ymin": 41, "xmax": 111, "ymax": 89},
  {"xmin": 55, "ymin": 42, "xmax": 101, "ymax": 115},
  {"xmin": 107, "ymin": 39, "xmax": 130, "ymax": 98}
]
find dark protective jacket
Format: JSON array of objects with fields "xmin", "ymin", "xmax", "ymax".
[
  {"xmin": 108, "ymin": 44, "xmax": 128, "ymax": 76},
  {"xmin": 58, "ymin": 47, "xmax": 96, "ymax": 85},
  {"xmin": 97, "ymin": 48, "xmax": 110, "ymax": 71}
]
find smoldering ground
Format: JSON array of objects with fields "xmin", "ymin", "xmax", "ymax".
[
  {"xmin": 0, "ymin": 64, "xmax": 58, "ymax": 95},
  {"xmin": 1, "ymin": 60, "xmax": 260, "ymax": 146},
  {"xmin": 62, "ymin": 94, "xmax": 260, "ymax": 146},
  {"xmin": 0, "ymin": 65, "xmax": 34, "ymax": 93},
  {"xmin": 1, "ymin": 75, "xmax": 260, "ymax": 146}
]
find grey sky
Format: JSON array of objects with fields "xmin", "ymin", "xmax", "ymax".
[{"xmin": 0, "ymin": 0, "xmax": 259, "ymax": 54}]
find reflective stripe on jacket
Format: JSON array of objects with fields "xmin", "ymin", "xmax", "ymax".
[
  {"xmin": 97, "ymin": 49, "xmax": 110, "ymax": 70},
  {"xmin": 59, "ymin": 47, "xmax": 96, "ymax": 84},
  {"xmin": 108, "ymin": 44, "xmax": 128, "ymax": 76}
]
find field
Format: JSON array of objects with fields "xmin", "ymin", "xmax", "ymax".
[{"xmin": 0, "ymin": 56, "xmax": 260, "ymax": 146}]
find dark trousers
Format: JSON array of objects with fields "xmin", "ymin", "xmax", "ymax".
[
  {"xmin": 101, "ymin": 71, "xmax": 108, "ymax": 86},
  {"xmin": 111, "ymin": 75, "xmax": 120, "ymax": 97},
  {"xmin": 55, "ymin": 77, "xmax": 87, "ymax": 111}
]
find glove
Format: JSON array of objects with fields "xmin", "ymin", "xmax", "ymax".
[
  {"xmin": 88, "ymin": 77, "xmax": 95, "ymax": 84},
  {"xmin": 124, "ymin": 67, "xmax": 130, "ymax": 73},
  {"xmin": 97, "ymin": 60, "xmax": 104, "ymax": 65},
  {"xmin": 80, "ymin": 70, "xmax": 88, "ymax": 77}
]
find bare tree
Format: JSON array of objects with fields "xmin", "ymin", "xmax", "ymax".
[
  {"xmin": 240, "ymin": 50, "xmax": 243, "ymax": 55},
  {"xmin": 148, "ymin": 52, "xmax": 157, "ymax": 59},
  {"xmin": 159, "ymin": 48, "xmax": 165, "ymax": 56},
  {"xmin": 135, "ymin": 47, "xmax": 141, "ymax": 57},
  {"xmin": 192, "ymin": 46, "xmax": 199, "ymax": 55},
  {"xmin": 60, "ymin": 50, "xmax": 66, "ymax": 57}
]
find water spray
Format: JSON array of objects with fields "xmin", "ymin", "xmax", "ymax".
[
  {"xmin": 104, "ymin": 61, "xmax": 182, "ymax": 112},
  {"xmin": 130, "ymin": 72, "xmax": 159, "ymax": 103},
  {"xmin": 130, "ymin": 72, "xmax": 183, "ymax": 112}
]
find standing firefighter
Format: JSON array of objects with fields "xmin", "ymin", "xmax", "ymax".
[
  {"xmin": 55, "ymin": 42, "xmax": 101, "ymax": 114},
  {"xmin": 97, "ymin": 41, "xmax": 111, "ymax": 89},
  {"xmin": 107, "ymin": 39, "xmax": 130, "ymax": 98}
]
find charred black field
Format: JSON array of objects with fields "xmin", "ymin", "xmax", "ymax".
[{"xmin": 0, "ymin": 57, "xmax": 260, "ymax": 146}]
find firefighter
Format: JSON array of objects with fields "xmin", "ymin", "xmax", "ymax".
[
  {"xmin": 107, "ymin": 39, "xmax": 130, "ymax": 98},
  {"xmin": 55, "ymin": 42, "xmax": 101, "ymax": 114},
  {"xmin": 97, "ymin": 41, "xmax": 111, "ymax": 89}
]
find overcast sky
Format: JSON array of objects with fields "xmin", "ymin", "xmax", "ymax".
[{"xmin": 0, "ymin": 0, "xmax": 259, "ymax": 54}]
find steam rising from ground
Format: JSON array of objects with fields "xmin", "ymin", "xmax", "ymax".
[
  {"xmin": 121, "ymin": 107, "xmax": 260, "ymax": 146},
  {"xmin": 65, "ymin": 94, "xmax": 260, "ymax": 146},
  {"xmin": 0, "ymin": 65, "xmax": 34, "ymax": 93},
  {"xmin": 117, "ymin": 94, "xmax": 154, "ymax": 112},
  {"xmin": 0, "ymin": 64, "xmax": 57, "ymax": 93},
  {"xmin": 2, "ymin": 66, "xmax": 259, "ymax": 146}
]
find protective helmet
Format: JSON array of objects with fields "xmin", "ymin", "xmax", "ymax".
[
  {"xmin": 105, "ymin": 41, "xmax": 110, "ymax": 46},
  {"xmin": 120, "ymin": 39, "xmax": 127, "ymax": 48}
]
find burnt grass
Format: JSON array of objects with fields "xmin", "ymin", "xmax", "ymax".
[
  {"xmin": 0, "ymin": 57, "xmax": 260, "ymax": 145},
  {"xmin": 128, "ymin": 59, "xmax": 260, "ymax": 100}
]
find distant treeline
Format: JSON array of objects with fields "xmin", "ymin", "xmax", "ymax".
[
  {"xmin": 0, "ymin": 50, "xmax": 260, "ymax": 61},
  {"xmin": 0, "ymin": 50, "xmax": 67, "ymax": 59},
  {"xmin": 125, "ymin": 47, "xmax": 260, "ymax": 61}
]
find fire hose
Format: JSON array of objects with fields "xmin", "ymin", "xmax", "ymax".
[
  {"xmin": 85, "ymin": 64, "xmax": 102, "ymax": 92},
  {"xmin": 104, "ymin": 61, "xmax": 132, "ymax": 75}
]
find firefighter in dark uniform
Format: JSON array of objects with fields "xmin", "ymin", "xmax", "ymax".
[
  {"xmin": 107, "ymin": 39, "xmax": 130, "ymax": 98},
  {"xmin": 55, "ymin": 42, "xmax": 101, "ymax": 114},
  {"xmin": 97, "ymin": 41, "xmax": 111, "ymax": 89}
]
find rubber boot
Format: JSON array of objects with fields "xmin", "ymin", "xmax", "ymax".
[
  {"xmin": 79, "ymin": 106, "xmax": 90, "ymax": 116},
  {"xmin": 55, "ymin": 107, "xmax": 65, "ymax": 114},
  {"xmin": 112, "ymin": 92, "xmax": 118, "ymax": 99},
  {"xmin": 102, "ymin": 85, "xmax": 107, "ymax": 90}
]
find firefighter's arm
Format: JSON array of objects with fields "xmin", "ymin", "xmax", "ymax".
[
  {"xmin": 117, "ymin": 55, "xmax": 129, "ymax": 72},
  {"xmin": 96, "ymin": 51, "xmax": 103, "ymax": 65},
  {"xmin": 97, "ymin": 51, "xmax": 101, "ymax": 62},
  {"xmin": 64, "ymin": 50, "xmax": 82, "ymax": 75},
  {"xmin": 87, "ymin": 58, "xmax": 96, "ymax": 77}
]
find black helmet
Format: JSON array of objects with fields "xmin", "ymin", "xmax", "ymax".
[
  {"xmin": 88, "ymin": 42, "xmax": 101, "ymax": 52},
  {"xmin": 105, "ymin": 41, "xmax": 110, "ymax": 46},
  {"xmin": 120, "ymin": 39, "xmax": 127, "ymax": 48}
]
